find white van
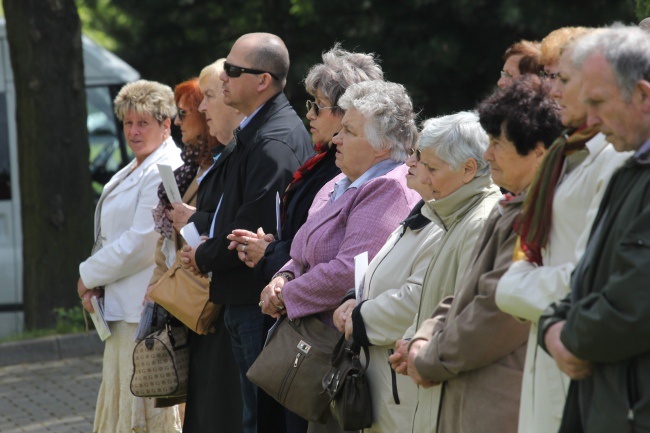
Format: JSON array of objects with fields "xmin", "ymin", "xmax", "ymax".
[{"xmin": 0, "ymin": 19, "xmax": 139, "ymax": 338}]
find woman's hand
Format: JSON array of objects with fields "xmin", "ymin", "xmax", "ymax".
[
  {"xmin": 143, "ymin": 284, "xmax": 155, "ymax": 305},
  {"xmin": 407, "ymin": 340, "xmax": 438, "ymax": 388},
  {"xmin": 390, "ymin": 339, "xmax": 410, "ymax": 374},
  {"xmin": 227, "ymin": 228, "xmax": 274, "ymax": 268},
  {"xmin": 333, "ymin": 299, "xmax": 356, "ymax": 334},
  {"xmin": 179, "ymin": 237, "xmax": 208, "ymax": 276},
  {"xmin": 168, "ymin": 202, "xmax": 196, "ymax": 233},
  {"xmin": 81, "ymin": 288, "xmax": 103, "ymax": 314},
  {"xmin": 77, "ymin": 277, "xmax": 90, "ymax": 299},
  {"xmin": 260, "ymin": 276, "xmax": 288, "ymax": 318}
]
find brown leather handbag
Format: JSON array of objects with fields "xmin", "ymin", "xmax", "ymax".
[
  {"xmin": 149, "ymin": 250, "xmax": 219, "ymax": 335},
  {"xmin": 247, "ymin": 315, "xmax": 341, "ymax": 423}
]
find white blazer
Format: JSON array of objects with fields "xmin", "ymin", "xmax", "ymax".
[{"xmin": 79, "ymin": 137, "xmax": 182, "ymax": 323}]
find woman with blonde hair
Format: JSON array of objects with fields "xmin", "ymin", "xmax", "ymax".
[
  {"xmin": 77, "ymin": 79, "xmax": 183, "ymax": 432},
  {"xmin": 166, "ymin": 60, "xmax": 246, "ymax": 433}
]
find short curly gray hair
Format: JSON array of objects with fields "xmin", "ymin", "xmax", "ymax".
[
  {"xmin": 338, "ymin": 80, "xmax": 417, "ymax": 162},
  {"xmin": 305, "ymin": 43, "xmax": 383, "ymax": 116},
  {"xmin": 113, "ymin": 79, "xmax": 176, "ymax": 123},
  {"xmin": 419, "ymin": 111, "xmax": 490, "ymax": 177}
]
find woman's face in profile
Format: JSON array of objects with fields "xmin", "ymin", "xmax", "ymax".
[{"xmin": 174, "ymin": 95, "xmax": 204, "ymax": 146}]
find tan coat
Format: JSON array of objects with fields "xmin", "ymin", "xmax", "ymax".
[
  {"xmin": 407, "ymin": 175, "xmax": 501, "ymax": 433},
  {"xmin": 412, "ymin": 194, "xmax": 530, "ymax": 433}
]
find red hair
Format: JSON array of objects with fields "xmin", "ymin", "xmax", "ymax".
[{"xmin": 174, "ymin": 78, "xmax": 219, "ymax": 165}]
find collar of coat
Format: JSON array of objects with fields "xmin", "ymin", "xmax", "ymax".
[{"xmin": 422, "ymin": 174, "xmax": 501, "ymax": 231}]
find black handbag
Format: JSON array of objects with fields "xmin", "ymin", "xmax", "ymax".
[
  {"xmin": 247, "ymin": 315, "xmax": 341, "ymax": 423},
  {"xmin": 322, "ymin": 336, "xmax": 372, "ymax": 430}
]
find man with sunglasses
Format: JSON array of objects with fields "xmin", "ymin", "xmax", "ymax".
[{"xmin": 182, "ymin": 32, "xmax": 312, "ymax": 433}]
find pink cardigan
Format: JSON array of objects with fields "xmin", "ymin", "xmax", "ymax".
[{"xmin": 280, "ymin": 164, "xmax": 419, "ymax": 327}]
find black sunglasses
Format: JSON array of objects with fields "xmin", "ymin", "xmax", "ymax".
[
  {"xmin": 223, "ymin": 61, "xmax": 279, "ymax": 80},
  {"xmin": 176, "ymin": 108, "xmax": 188, "ymax": 120},
  {"xmin": 305, "ymin": 100, "xmax": 337, "ymax": 116}
]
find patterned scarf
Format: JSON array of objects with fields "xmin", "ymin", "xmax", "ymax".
[
  {"xmin": 152, "ymin": 145, "xmax": 202, "ymax": 239},
  {"xmin": 514, "ymin": 125, "xmax": 599, "ymax": 265},
  {"xmin": 280, "ymin": 142, "xmax": 332, "ymax": 226}
]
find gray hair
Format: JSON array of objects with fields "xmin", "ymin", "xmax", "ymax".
[
  {"xmin": 305, "ymin": 43, "xmax": 384, "ymax": 115},
  {"xmin": 338, "ymin": 80, "xmax": 417, "ymax": 162},
  {"xmin": 113, "ymin": 79, "xmax": 175, "ymax": 122},
  {"xmin": 572, "ymin": 24, "xmax": 650, "ymax": 100},
  {"xmin": 419, "ymin": 112, "xmax": 490, "ymax": 177}
]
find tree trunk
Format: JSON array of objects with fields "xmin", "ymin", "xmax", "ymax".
[{"xmin": 4, "ymin": 0, "xmax": 94, "ymax": 329}]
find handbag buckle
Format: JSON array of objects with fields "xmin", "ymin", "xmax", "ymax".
[{"xmin": 297, "ymin": 340, "xmax": 311, "ymax": 354}]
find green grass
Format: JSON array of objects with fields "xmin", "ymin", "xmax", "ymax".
[{"xmin": 0, "ymin": 305, "xmax": 90, "ymax": 343}]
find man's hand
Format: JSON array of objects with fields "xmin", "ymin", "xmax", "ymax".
[
  {"xmin": 545, "ymin": 321, "xmax": 593, "ymax": 380},
  {"xmin": 407, "ymin": 339, "xmax": 438, "ymax": 388}
]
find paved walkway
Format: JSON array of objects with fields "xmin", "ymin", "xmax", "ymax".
[{"xmin": 0, "ymin": 355, "xmax": 102, "ymax": 433}]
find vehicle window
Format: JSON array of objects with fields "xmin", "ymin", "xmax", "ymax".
[{"xmin": 87, "ymin": 86, "xmax": 133, "ymax": 199}]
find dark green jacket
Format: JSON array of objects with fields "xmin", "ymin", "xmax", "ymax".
[{"xmin": 539, "ymin": 147, "xmax": 650, "ymax": 433}]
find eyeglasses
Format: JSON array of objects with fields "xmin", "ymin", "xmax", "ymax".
[
  {"xmin": 499, "ymin": 70, "xmax": 513, "ymax": 80},
  {"xmin": 539, "ymin": 70, "xmax": 559, "ymax": 80},
  {"xmin": 223, "ymin": 61, "xmax": 279, "ymax": 80},
  {"xmin": 176, "ymin": 108, "xmax": 188, "ymax": 121},
  {"xmin": 306, "ymin": 100, "xmax": 337, "ymax": 116},
  {"xmin": 408, "ymin": 147, "xmax": 422, "ymax": 161}
]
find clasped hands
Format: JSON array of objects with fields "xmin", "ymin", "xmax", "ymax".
[
  {"xmin": 227, "ymin": 228, "xmax": 274, "ymax": 268},
  {"xmin": 259, "ymin": 275, "xmax": 288, "ymax": 318},
  {"xmin": 544, "ymin": 321, "xmax": 593, "ymax": 380}
]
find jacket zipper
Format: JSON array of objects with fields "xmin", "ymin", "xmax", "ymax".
[{"xmin": 627, "ymin": 359, "xmax": 639, "ymax": 433}]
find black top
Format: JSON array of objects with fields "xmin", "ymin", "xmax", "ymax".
[
  {"xmin": 255, "ymin": 145, "xmax": 341, "ymax": 282},
  {"xmin": 191, "ymin": 92, "xmax": 313, "ymax": 305}
]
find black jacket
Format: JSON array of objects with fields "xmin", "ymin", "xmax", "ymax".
[
  {"xmin": 192, "ymin": 92, "xmax": 312, "ymax": 305},
  {"xmin": 190, "ymin": 142, "xmax": 237, "ymax": 234},
  {"xmin": 254, "ymin": 145, "xmax": 340, "ymax": 282},
  {"xmin": 539, "ymin": 150, "xmax": 650, "ymax": 433}
]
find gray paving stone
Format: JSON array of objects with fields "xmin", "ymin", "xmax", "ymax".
[{"xmin": 0, "ymin": 355, "xmax": 100, "ymax": 432}]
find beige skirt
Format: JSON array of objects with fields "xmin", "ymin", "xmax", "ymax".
[{"xmin": 93, "ymin": 321, "xmax": 182, "ymax": 433}]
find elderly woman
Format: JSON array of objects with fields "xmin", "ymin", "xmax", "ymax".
[
  {"xmin": 166, "ymin": 60, "xmax": 245, "ymax": 433},
  {"xmin": 333, "ymin": 111, "xmax": 501, "ymax": 433},
  {"xmin": 227, "ymin": 43, "xmax": 382, "ymax": 284},
  {"xmin": 228, "ymin": 44, "xmax": 382, "ymax": 433},
  {"xmin": 497, "ymin": 40, "xmax": 542, "ymax": 89},
  {"xmin": 260, "ymin": 80, "xmax": 420, "ymax": 433},
  {"xmin": 495, "ymin": 33, "xmax": 631, "ymax": 433},
  {"xmin": 143, "ymin": 70, "xmax": 244, "ymax": 433},
  {"xmin": 77, "ymin": 80, "xmax": 183, "ymax": 433},
  {"xmin": 398, "ymin": 78, "xmax": 563, "ymax": 433}
]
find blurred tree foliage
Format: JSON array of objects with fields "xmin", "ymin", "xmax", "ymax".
[
  {"xmin": 76, "ymin": 0, "xmax": 636, "ymax": 121},
  {"xmin": 638, "ymin": 0, "xmax": 650, "ymax": 20}
]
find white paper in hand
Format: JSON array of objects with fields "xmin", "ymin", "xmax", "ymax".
[
  {"xmin": 180, "ymin": 222, "xmax": 202, "ymax": 248},
  {"xmin": 157, "ymin": 164, "xmax": 183, "ymax": 204},
  {"xmin": 354, "ymin": 252, "xmax": 368, "ymax": 302},
  {"xmin": 89, "ymin": 296, "xmax": 111, "ymax": 341}
]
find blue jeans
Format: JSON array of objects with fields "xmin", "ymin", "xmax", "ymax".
[{"xmin": 224, "ymin": 304, "xmax": 266, "ymax": 433}]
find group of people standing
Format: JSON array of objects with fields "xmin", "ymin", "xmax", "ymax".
[{"xmin": 76, "ymin": 22, "xmax": 650, "ymax": 433}]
